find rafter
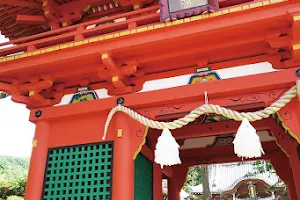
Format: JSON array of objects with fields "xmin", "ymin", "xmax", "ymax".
[
  {"xmin": 0, "ymin": 0, "xmax": 41, "ymax": 9},
  {"xmin": 16, "ymin": 15, "xmax": 47, "ymax": 25}
]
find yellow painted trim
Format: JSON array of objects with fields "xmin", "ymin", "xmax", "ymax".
[
  {"xmin": 6, "ymin": 56, "xmax": 14, "ymax": 61},
  {"xmin": 133, "ymin": 126, "xmax": 149, "ymax": 160},
  {"xmin": 102, "ymin": 53, "xmax": 108, "ymax": 59},
  {"xmin": 172, "ymin": 19, "xmax": 184, "ymax": 25},
  {"xmin": 32, "ymin": 51, "xmax": 41, "ymax": 55},
  {"xmin": 147, "ymin": 25, "xmax": 154, "ymax": 30},
  {"xmin": 133, "ymin": 4, "xmax": 140, "ymax": 9},
  {"xmin": 42, "ymin": 1, "xmax": 48, "ymax": 6},
  {"xmin": 59, "ymin": 44, "xmax": 69, "ymax": 49},
  {"xmin": 120, "ymin": 30, "xmax": 130, "ymax": 36},
  {"xmin": 250, "ymin": 2, "xmax": 263, "ymax": 8},
  {"xmin": 165, "ymin": 22, "xmax": 172, "ymax": 26},
  {"xmin": 112, "ymin": 76, "xmax": 118, "ymax": 82},
  {"xmin": 270, "ymin": 0, "xmax": 284, "ymax": 3},
  {"xmin": 46, "ymin": 47, "xmax": 55, "ymax": 52},
  {"xmin": 153, "ymin": 23, "xmax": 165, "ymax": 29},
  {"xmin": 184, "ymin": 18, "xmax": 191, "ymax": 22},
  {"xmin": 89, "ymin": 37, "xmax": 99, "ymax": 43},
  {"xmin": 137, "ymin": 27, "xmax": 148, "ymax": 32},
  {"xmin": 32, "ymin": 139, "xmax": 37, "ymax": 148},
  {"xmin": 242, "ymin": 5, "xmax": 250, "ymax": 9},
  {"xmin": 83, "ymin": 5, "xmax": 92, "ymax": 13},
  {"xmin": 293, "ymin": 44, "xmax": 300, "ymax": 50},
  {"xmin": 222, "ymin": 9, "xmax": 229, "ymax": 14},
  {"xmin": 29, "ymin": 91, "xmax": 35, "ymax": 96},
  {"xmin": 230, "ymin": 7, "xmax": 242, "ymax": 12},
  {"xmin": 202, "ymin": 14, "xmax": 209, "ymax": 19},
  {"xmin": 104, "ymin": 34, "xmax": 114, "ymax": 39},
  {"xmin": 19, "ymin": 54, "xmax": 27, "ymax": 58},
  {"xmin": 0, "ymin": 0, "xmax": 288, "ymax": 63},
  {"xmin": 117, "ymin": 129, "xmax": 122, "ymax": 137},
  {"xmin": 44, "ymin": 10, "xmax": 49, "ymax": 15},
  {"xmin": 293, "ymin": 15, "xmax": 300, "ymax": 21},
  {"xmin": 130, "ymin": 29, "xmax": 137, "ymax": 34},
  {"xmin": 277, "ymin": 112, "xmax": 300, "ymax": 144},
  {"xmin": 74, "ymin": 41, "xmax": 84, "ymax": 46},
  {"xmin": 62, "ymin": 22, "xmax": 68, "ymax": 27}
]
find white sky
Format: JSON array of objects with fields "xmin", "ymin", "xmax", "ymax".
[
  {"xmin": 0, "ymin": 34, "xmax": 35, "ymax": 158},
  {"xmin": 0, "ymin": 96, "xmax": 35, "ymax": 157}
]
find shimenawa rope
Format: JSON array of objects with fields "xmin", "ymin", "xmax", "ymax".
[{"xmin": 102, "ymin": 84, "xmax": 298, "ymax": 140}]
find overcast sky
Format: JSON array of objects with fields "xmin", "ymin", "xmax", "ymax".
[
  {"xmin": 0, "ymin": 34, "xmax": 35, "ymax": 158},
  {"xmin": 0, "ymin": 96, "xmax": 35, "ymax": 157}
]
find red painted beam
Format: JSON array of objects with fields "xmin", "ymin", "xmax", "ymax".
[
  {"xmin": 30, "ymin": 68, "xmax": 299, "ymax": 121},
  {"xmin": 170, "ymin": 118, "xmax": 273, "ymax": 139},
  {"xmin": 0, "ymin": 0, "xmax": 41, "ymax": 8},
  {"xmin": 16, "ymin": 15, "xmax": 47, "ymax": 25},
  {"xmin": 0, "ymin": 2, "xmax": 298, "ymax": 75},
  {"xmin": 180, "ymin": 141, "xmax": 279, "ymax": 165}
]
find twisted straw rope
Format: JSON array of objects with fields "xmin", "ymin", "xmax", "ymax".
[{"xmin": 102, "ymin": 84, "xmax": 298, "ymax": 140}]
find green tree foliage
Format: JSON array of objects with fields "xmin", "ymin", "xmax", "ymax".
[
  {"xmin": 0, "ymin": 177, "xmax": 26, "ymax": 199},
  {"xmin": 0, "ymin": 156, "xmax": 29, "ymax": 200},
  {"xmin": 183, "ymin": 166, "xmax": 202, "ymax": 193},
  {"xmin": 6, "ymin": 196, "xmax": 24, "ymax": 200},
  {"xmin": 0, "ymin": 156, "xmax": 29, "ymax": 182}
]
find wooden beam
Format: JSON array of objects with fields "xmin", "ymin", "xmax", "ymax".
[
  {"xmin": 16, "ymin": 15, "xmax": 47, "ymax": 25},
  {"xmin": 169, "ymin": 118, "xmax": 273, "ymax": 139},
  {"xmin": 180, "ymin": 141, "xmax": 279, "ymax": 166},
  {"xmin": 162, "ymin": 166, "xmax": 173, "ymax": 178},
  {"xmin": 30, "ymin": 68, "xmax": 299, "ymax": 121},
  {"xmin": 0, "ymin": 0, "xmax": 41, "ymax": 8}
]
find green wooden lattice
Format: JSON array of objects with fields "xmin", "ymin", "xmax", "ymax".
[
  {"xmin": 134, "ymin": 154, "xmax": 153, "ymax": 200},
  {"xmin": 42, "ymin": 142, "xmax": 113, "ymax": 200}
]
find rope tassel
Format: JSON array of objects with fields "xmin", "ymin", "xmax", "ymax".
[
  {"xmin": 154, "ymin": 128, "xmax": 181, "ymax": 169},
  {"xmin": 233, "ymin": 118, "xmax": 265, "ymax": 159}
]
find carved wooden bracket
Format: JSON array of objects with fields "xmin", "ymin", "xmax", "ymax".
[{"xmin": 98, "ymin": 53, "xmax": 145, "ymax": 95}]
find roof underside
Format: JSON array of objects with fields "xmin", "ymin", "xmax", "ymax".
[
  {"xmin": 0, "ymin": 0, "xmax": 46, "ymax": 40},
  {"xmin": 0, "ymin": 0, "xmax": 138, "ymax": 40}
]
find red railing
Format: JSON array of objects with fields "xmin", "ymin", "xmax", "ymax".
[{"xmin": 0, "ymin": 5, "xmax": 160, "ymax": 57}]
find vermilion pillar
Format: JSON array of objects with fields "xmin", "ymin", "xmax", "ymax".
[
  {"xmin": 168, "ymin": 176, "xmax": 181, "ymax": 200},
  {"xmin": 277, "ymin": 99, "xmax": 300, "ymax": 200},
  {"xmin": 24, "ymin": 121, "xmax": 50, "ymax": 200},
  {"xmin": 289, "ymin": 149, "xmax": 300, "ymax": 199},
  {"xmin": 153, "ymin": 164, "xmax": 163, "ymax": 200},
  {"xmin": 112, "ymin": 113, "xmax": 135, "ymax": 200},
  {"xmin": 270, "ymin": 151, "xmax": 298, "ymax": 200}
]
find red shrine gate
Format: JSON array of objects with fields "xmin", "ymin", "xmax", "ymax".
[{"xmin": 0, "ymin": 0, "xmax": 298, "ymax": 200}]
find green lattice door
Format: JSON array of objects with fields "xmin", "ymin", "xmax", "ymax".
[
  {"xmin": 134, "ymin": 154, "xmax": 153, "ymax": 200},
  {"xmin": 42, "ymin": 142, "xmax": 113, "ymax": 200}
]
